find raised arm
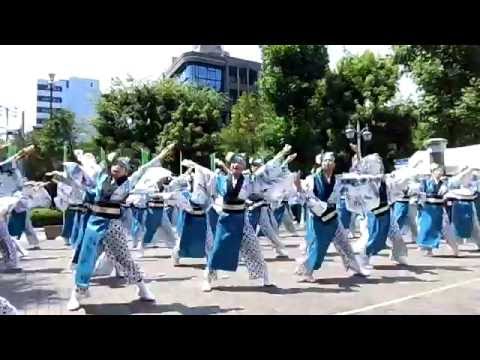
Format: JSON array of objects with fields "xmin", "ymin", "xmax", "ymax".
[
  {"xmin": 449, "ymin": 166, "xmax": 480, "ymax": 188},
  {"xmin": 253, "ymin": 147, "xmax": 292, "ymax": 182},
  {"xmin": 214, "ymin": 158, "xmax": 230, "ymax": 175},
  {"xmin": 129, "ymin": 143, "xmax": 175, "ymax": 187},
  {"xmin": 281, "ymin": 153, "xmax": 297, "ymax": 168},
  {"xmin": 0, "ymin": 145, "xmax": 35, "ymax": 167},
  {"xmin": 272, "ymin": 144, "xmax": 292, "ymax": 164}
]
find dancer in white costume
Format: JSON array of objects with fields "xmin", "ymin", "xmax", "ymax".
[
  {"xmin": 345, "ymin": 154, "xmax": 410, "ymax": 268},
  {"xmin": 0, "ymin": 146, "xmax": 36, "ymax": 271}
]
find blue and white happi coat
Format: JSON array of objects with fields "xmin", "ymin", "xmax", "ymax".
[
  {"xmin": 61, "ymin": 157, "xmax": 161, "ymax": 289},
  {"xmin": 416, "ymin": 177, "xmax": 456, "ymax": 249},
  {"xmin": 295, "ymin": 171, "xmax": 360, "ymax": 275},
  {"xmin": 192, "ymin": 159, "xmax": 287, "ymax": 279}
]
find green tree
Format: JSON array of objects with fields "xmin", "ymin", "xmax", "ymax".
[
  {"xmin": 94, "ymin": 78, "xmax": 226, "ymax": 171},
  {"xmin": 218, "ymin": 93, "xmax": 285, "ymax": 159},
  {"xmin": 30, "ymin": 109, "xmax": 77, "ymax": 171},
  {"xmin": 332, "ymin": 50, "xmax": 419, "ymax": 170},
  {"xmin": 260, "ymin": 45, "xmax": 330, "ymax": 171},
  {"xmin": 394, "ymin": 45, "xmax": 480, "ymax": 147},
  {"xmin": 157, "ymin": 83, "xmax": 226, "ymax": 169}
]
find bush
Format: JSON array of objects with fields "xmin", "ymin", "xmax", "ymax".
[{"xmin": 31, "ymin": 208, "xmax": 63, "ymax": 228}]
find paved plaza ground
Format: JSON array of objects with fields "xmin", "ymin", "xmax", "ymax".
[{"xmin": 2, "ymin": 228, "xmax": 480, "ymax": 315}]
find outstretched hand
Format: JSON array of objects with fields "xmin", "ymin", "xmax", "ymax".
[
  {"xmin": 17, "ymin": 145, "xmax": 35, "ymax": 160},
  {"xmin": 281, "ymin": 144, "xmax": 292, "ymax": 155},
  {"xmin": 285, "ymin": 153, "xmax": 297, "ymax": 163}
]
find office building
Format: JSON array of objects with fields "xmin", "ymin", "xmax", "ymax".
[
  {"xmin": 35, "ymin": 77, "xmax": 101, "ymax": 141},
  {"xmin": 165, "ymin": 45, "xmax": 262, "ymax": 105}
]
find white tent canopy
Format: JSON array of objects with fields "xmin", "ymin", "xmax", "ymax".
[{"xmin": 408, "ymin": 144, "xmax": 480, "ymax": 175}]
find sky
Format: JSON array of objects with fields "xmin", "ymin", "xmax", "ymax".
[{"xmin": 0, "ymin": 45, "xmax": 417, "ymax": 132}]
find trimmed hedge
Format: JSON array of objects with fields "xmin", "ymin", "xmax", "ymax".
[{"xmin": 31, "ymin": 208, "xmax": 63, "ymax": 228}]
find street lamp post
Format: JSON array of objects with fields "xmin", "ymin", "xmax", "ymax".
[
  {"xmin": 345, "ymin": 119, "xmax": 372, "ymax": 160},
  {"xmin": 48, "ymin": 73, "xmax": 55, "ymax": 120}
]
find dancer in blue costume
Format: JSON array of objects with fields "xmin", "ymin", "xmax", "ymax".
[
  {"xmin": 53, "ymin": 159, "xmax": 93, "ymax": 248},
  {"xmin": 246, "ymin": 157, "xmax": 293, "ymax": 258},
  {"xmin": 51, "ymin": 144, "xmax": 174, "ymax": 311},
  {"xmin": 128, "ymin": 158, "xmax": 188, "ymax": 252},
  {"xmin": 392, "ymin": 186, "xmax": 418, "ymax": 243},
  {"xmin": 141, "ymin": 174, "xmax": 184, "ymax": 251},
  {"xmin": 0, "ymin": 145, "xmax": 36, "ymax": 271},
  {"xmin": 182, "ymin": 145, "xmax": 293, "ymax": 291},
  {"xmin": 416, "ymin": 163, "xmax": 459, "ymax": 256},
  {"xmin": 443, "ymin": 166, "xmax": 480, "ymax": 250},
  {"xmin": 48, "ymin": 150, "xmax": 102, "ymax": 273},
  {"xmin": 207, "ymin": 164, "xmax": 229, "ymax": 237},
  {"xmin": 1, "ymin": 145, "xmax": 41, "ymax": 253},
  {"xmin": 293, "ymin": 152, "xmax": 370, "ymax": 283},
  {"xmin": 350, "ymin": 154, "xmax": 409, "ymax": 268},
  {"xmin": 170, "ymin": 166, "xmax": 216, "ymax": 266},
  {"xmin": 8, "ymin": 181, "xmax": 48, "ymax": 251}
]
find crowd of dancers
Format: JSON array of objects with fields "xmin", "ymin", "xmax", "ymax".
[{"xmin": 1, "ymin": 141, "xmax": 480, "ymax": 314}]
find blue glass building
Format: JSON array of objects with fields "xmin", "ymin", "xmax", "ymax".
[{"xmin": 165, "ymin": 46, "xmax": 261, "ymax": 110}]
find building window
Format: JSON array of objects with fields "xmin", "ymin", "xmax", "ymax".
[
  {"xmin": 37, "ymin": 96, "xmax": 62, "ymax": 103},
  {"xmin": 239, "ymin": 68, "xmax": 247, "ymax": 85},
  {"xmin": 37, "ymin": 84, "xmax": 62, "ymax": 91},
  {"xmin": 178, "ymin": 64, "xmax": 223, "ymax": 92},
  {"xmin": 90, "ymin": 82, "xmax": 94, "ymax": 87},
  {"xmin": 66, "ymin": 80, "xmax": 69, "ymax": 89},
  {"xmin": 229, "ymin": 66, "xmax": 237, "ymax": 83},
  {"xmin": 36, "ymin": 107, "xmax": 51, "ymax": 114},
  {"xmin": 229, "ymin": 89, "xmax": 238, "ymax": 102},
  {"xmin": 249, "ymin": 69, "xmax": 258, "ymax": 85}
]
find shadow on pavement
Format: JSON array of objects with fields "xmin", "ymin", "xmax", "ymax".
[
  {"xmin": 434, "ymin": 254, "xmax": 480, "ymax": 259},
  {"xmin": 90, "ymin": 277, "xmax": 126, "ymax": 289},
  {"xmin": 373, "ymin": 264, "xmax": 473, "ymax": 275},
  {"xmin": 265, "ymin": 257, "xmax": 296, "ymax": 263},
  {"xmin": 173, "ymin": 264, "xmax": 206, "ymax": 270},
  {"xmin": 213, "ymin": 284, "xmax": 353, "ymax": 294},
  {"xmin": 284, "ymin": 244, "xmax": 301, "ymax": 248},
  {"xmin": 81, "ymin": 300, "xmax": 243, "ymax": 315},
  {"xmin": 140, "ymin": 255, "xmax": 172, "ymax": 260},
  {"xmin": 18, "ymin": 256, "xmax": 59, "ymax": 261},
  {"xmin": 20, "ymin": 267, "xmax": 67, "ymax": 275},
  {"xmin": 311, "ymin": 275, "xmax": 433, "ymax": 289},
  {"xmin": 148, "ymin": 276, "xmax": 196, "ymax": 283},
  {"xmin": 1, "ymin": 275, "xmax": 63, "ymax": 311}
]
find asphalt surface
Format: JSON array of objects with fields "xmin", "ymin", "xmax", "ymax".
[{"xmin": 2, "ymin": 227, "xmax": 480, "ymax": 315}]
